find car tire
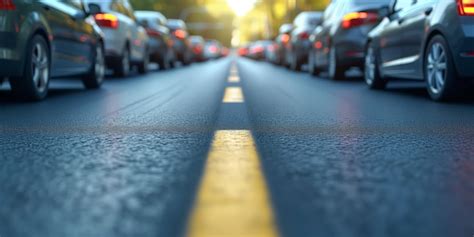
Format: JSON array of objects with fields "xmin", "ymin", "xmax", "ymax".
[
  {"xmin": 308, "ymin": 50, "xmax": 321, "ymax": 76},
  {"xmin": 83, "ymin": 43, "xmax": 105, "ymax": 89},
  {"xmin": 138, "ymin": 49, "xmax": 149, "ymax": 75},
  {"xmin": 424, "ymin": 35, "xmax": 462, "ymax": 102},
  {"xmin": 365, "ymin": 42, "xmax": 387, "ymax": 90},
  {"xmin": 328, "ymin": 46, "xmax": 346, "ymax": 80},
  {"xmin": 113, "ymin": 46, "xmax": 131, "ymax": 77},
  {"xmin": 10, "ymin": 35, "xmax": 50, "ymax": 101}
]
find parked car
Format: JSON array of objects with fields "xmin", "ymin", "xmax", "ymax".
[
  {"xmin": 275, "ymin": 24, "xmax": 294, "ymax": 65},
  {"xmin": 265, "ymin": 41, "xmax": 280, "ymax": 64},
  {"xmin": 221, "ymin": 47, "xmax": 230, "ymax": 57},
  {"xmin": 88, "ymin": 0, "xmax": 149, "ymax": 77},
  {"xmin": 166, "ymin": 19, "xmax": 193, "ymax": 65},
  {"xmin": 0, "ymin": 0, "xmax": 105, "ymax": 100},
  {"xmin": 308, "ymin": 0, "xmax": 390, "ymax": 79},
  {"xmin": 135, "ymin": 11, "xmax": 176, "ymax": 70},
  {"xmin": 204, "ymin": 40, "xmax": 222, "ymax": 60},
  {"xmin": 248, "ymin": 41, "xmax": 273, "ymax": 61},
  {"xmin": 238, "ymin": 45, "xmax": 250, "ymax": 57},
  {"xmin": 286, "ymin": 11, "xmax": 323, "ymax": 71},
  {"xmin": 365, "ymin": 0, "xmax": 474, "ymax": 101},
  {"xmin": 189, "ymin": 36, "xmax": 206, "ymax": 62}
]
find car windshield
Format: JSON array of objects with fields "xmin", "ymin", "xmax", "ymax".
[
  {"xmin": 85, "ymin": 0, "xmax": 114, "ymax": 11},
  {"xmin": 353, "ymin": 0, "xmax": 392, "ymax": 7},
  {"xmin": 307, "ymin": 15, "xmax": 322, "ymax": 27},
  {"xmin": 167, "ymin": 20, "xmax": 186, "ymax": 30}
]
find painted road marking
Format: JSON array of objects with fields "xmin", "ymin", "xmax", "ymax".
[
  {"xmin": 187, "ymin": 130, "xmax": 278, "ymax": 237},
  {"xmin": 230, "ymin": 64, "xmax": 238, "ymax": 74},
  {"xmin": 223, "ymin": 87, "xmax": 244, "ymax": 103},
  {"xmin": 228, "ymin": 75, "xmax": 240, "ymax": 83}
]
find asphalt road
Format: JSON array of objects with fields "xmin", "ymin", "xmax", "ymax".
[{"xmin": 1, "ymin": 57, "xmax": 473, "ymax": 237}]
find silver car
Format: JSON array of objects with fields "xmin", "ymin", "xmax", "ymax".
[{"xmin": 86, "ymin": 0, "xmax": 149, "ymax": 77}]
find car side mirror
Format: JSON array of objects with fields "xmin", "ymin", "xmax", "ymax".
[{"xmin": 87, "ymin": 3, "xmax": 102, "ymax": 16}]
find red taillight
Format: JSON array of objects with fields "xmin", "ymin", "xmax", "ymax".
[
  {"xmin": 209, "ymin": 45, "xmax": 218, "ymax": 53},
  {"xmin": 342, "ymin": 12, "xmax": 378, "ymax": 29},
  {"xmin": 238, "ymin": 47, "xmax": 248, "ymax": 56},
  {"xmin": 174, "ymin": 29, "xmax": 187, "ymax": 39},
  {"xmin": 146, "ymin": 29, "xmax": 161, "ymax": 37},
  {"xmin": 458, "ymin": 0, "xmax": 474, "ymax": 15},
  {"xmin": 94, "ymin": 13, "xmax": 119, "ymax": 29},
  {"xmin": 0, "ymin": 0, "xmax": 16, "ymax": 10},
  {"xmin": 314, "ymin": 41, "xmax": 323, "ymax": 49},
  {"xmin": 281, "ymin": 34, "xmax": 290, "ymax": 44},
  {"xmin": 251, "ymin": 46, "xmax": 264, "ymax": 54},
  {"xmin": 193, "ymin": 45, "xmax": 203, "ymax": 54},
  {"xmin": 298, "ymin": 32, "xmax": 310, "ymax": 40}
]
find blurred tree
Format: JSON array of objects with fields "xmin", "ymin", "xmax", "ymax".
[{"xmin": 129, "ymin": 0, "xmax": 234, "ymax": 46}]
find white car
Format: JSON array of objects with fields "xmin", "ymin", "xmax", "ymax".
[{"xmin": 87, "ymin": 0, "xmax": 149, "ymax": 77}]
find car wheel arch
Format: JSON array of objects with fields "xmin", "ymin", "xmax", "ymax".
[
  {"xmin": 422, "ymin": 31, "xmax": 460, "ymax": 79},
  {"xmin": 365, "ymin": 38, "xmax": 384, "ymax": 77},
  {"xmin": 21, "ymin": 28, "xmax": 51, "ymax": 75}
]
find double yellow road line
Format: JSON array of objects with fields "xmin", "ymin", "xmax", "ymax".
[{"xmin": 187, "ymin": 63, "xmax": 279, "ymax": 237}]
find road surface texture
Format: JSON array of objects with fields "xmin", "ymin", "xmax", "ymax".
[{"xmin": 0, "ymin": 57, "xmax": 473, "ymax": 237}]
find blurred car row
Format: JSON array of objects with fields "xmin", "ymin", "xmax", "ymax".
[
  {"xmin": 242, "ymin": 0, "xmax": 474, "ymax": 102},
  {"xmin": 0, "ymin": 0, "xmax": 228, "ymax": 101}
]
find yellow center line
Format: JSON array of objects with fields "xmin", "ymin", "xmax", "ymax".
[
  {"xmin": 187, "ymin": 130, "xmax": 279, "ymax": 237},
  {"xmin": 228, "ymin": 75, "xmax": 240, "ymax": 83},
  {"xmin": 223, "ymin": 87, "xmax": 244, "ymax": 103}
]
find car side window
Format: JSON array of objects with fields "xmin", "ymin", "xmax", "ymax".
[
  {"xmin": 59, "ymin": 0, "xmax": 83, "ymax": 10},
  {"xmin": 394, "ymin": 0, "xmax": 414, "ymax": 12}
]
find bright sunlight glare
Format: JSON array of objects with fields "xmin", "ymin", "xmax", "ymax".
[{"xmin": 226, "ymin": 0, "xmax": 257, "ymax": 17}]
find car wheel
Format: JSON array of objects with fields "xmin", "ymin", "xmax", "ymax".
[
  {"xmin": 308, "ymin": 50, "xmax": 321, "ymax": 76},
  {"xmin": 138, "ymin": 49, "xmax": 149, "ymax": 74},
  {"xmin": 328, "ymin": 46, "xmax": 345, "ymax": 80},
  {"xmin": 83, "ymin": 43, "xmax": 105, "ymax": 89},
  {"xmin": 365, "ymin": 43, "xmax": 387, "ymax": 90},
  {"xmin": 10, "ymin": 35, "xmax": 50, "ymax": 101},
  {"xmin": 114, "ymin": 46, "xmax": 130, "ymax": 77},
  {"xmin": 425, "ymin": 35, "xmax": 462, "ymax": 101}
]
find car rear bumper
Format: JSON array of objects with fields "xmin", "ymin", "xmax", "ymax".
[
  {"xmin": 293, "ymin": 40, "xmax": 311, "ymax": 62},
  {"xmin": 335, "ymin": 40, "xmax": 366, "ymax": 68},
  {"xmin": 148, "ymin": 38, "xmax": 168, "ymax": 60},
  {"xmin": 452, "ymin": 23, "xmax": 474, "ymax": 78},
  {"xmin": 172, "ymin": 39, "xmax": 188, "ymax": 52}
]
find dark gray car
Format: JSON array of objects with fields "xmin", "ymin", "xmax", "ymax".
[
  {"xmin": 0, "ymin": 0, "xmax": 105, "ymax": 100},
  {"xmin": 286, "ymin": 11, "xmax": 323, "ymax": 71},
  {"xmin": 275, "ymin": 24, "xmax": 293, "ymax": 66},
  {"xmin": 167, "ymin": 19, "xmax": 192, "ymax": 65},
  {"xmin": 365, "ymin": 0, "xmax": 474, "ymax": 101},
  {"xmin": 308, "ymin": 0, "xmax": 391, "ymax": 79},
  {"xmin": 136, "ymin": 11, "xmax": 176, "ymax": 70}
]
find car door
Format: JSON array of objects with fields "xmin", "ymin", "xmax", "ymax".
[
  {"xmin": 62, "ymin": 0, "xmax": 95, "ymax": 73},
  {"xmin": 121, "ymin": 0, "xmax": 146, "ymax": 62},
  {"xmin": 39, "ymin": 0, "xmax": 83, "ymax": 76},
  {"xmin": 397, "ymin": 0, "xmax": 437, "ymax": 79},
  {"xmin": 379, "ymin": 0, "xmax": 416, "ymax": 77}
]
